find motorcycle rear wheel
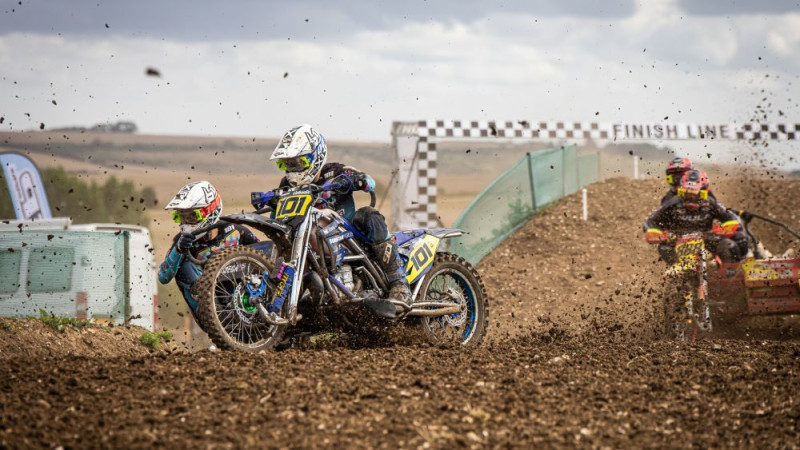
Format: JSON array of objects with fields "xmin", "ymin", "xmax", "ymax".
[
  {"xmin": 195, "ymin": 246, "xmax": 286, "ymax": 352},
  {"xmin": 416, "ymin": 252, "xmax": 488, "ymax": 346}
]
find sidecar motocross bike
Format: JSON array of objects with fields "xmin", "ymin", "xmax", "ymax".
[
  {"xmin": 653, "ymin": 211, "xmax": 800, "ymax": 343},
  {"xmin": 189, "ymin": 178, "xmax": 488, "ymax": 352}
]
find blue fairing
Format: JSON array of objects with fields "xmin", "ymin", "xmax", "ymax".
[
  {"xmin": 341, "ymin": 220, "xmax": 369, "ymax": 243},
  {"xmin": 393, "ymin": 229, "xmax": 426, "ymax": 247}
]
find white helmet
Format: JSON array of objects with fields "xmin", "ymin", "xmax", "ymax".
[
  {"xmin": 270, "ymin": 124, "xmax": 327, "ymax": 187},
  {"xmin": 164, "ymin": 181, "xmax": 223, "ymax": 234}
]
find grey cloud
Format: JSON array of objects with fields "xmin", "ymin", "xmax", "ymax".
[
  {"xmin": 678, "ymin": 0, "xmax": 800, "ymax": 16},
  {"xmin": 0, "ymin": 0, "xmax": 635, "ymax": 41}
]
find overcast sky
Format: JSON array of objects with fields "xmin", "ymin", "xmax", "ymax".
[{"xmin": 1, "ymin": 0, "xmax": 799, "ymax": 145}]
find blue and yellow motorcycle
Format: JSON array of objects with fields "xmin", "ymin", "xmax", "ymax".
[{"xmin": 192, "ymin": 177, "xmax": 488, "ymax": 352}]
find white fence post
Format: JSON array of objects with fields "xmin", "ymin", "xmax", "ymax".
[
  {"xmin": 581, "ymin": 188, "xmax": 588, "ymax": 221},
  {"xmin": 633, "ymin": 155, "xmax": 639, "ymax": 179}
]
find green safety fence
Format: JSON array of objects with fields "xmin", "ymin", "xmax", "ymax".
[
  {"xmin": 0, "ymin": 230, "xmax": 126, "ymax": 322},
  {"xmin": 450, "ymin": 145, "xmax": 599, "ymax": 265}
]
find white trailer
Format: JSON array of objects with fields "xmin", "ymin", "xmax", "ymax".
[{"xmin": 0, "ymin": 219, "xmax": 159, "ymax": 330}]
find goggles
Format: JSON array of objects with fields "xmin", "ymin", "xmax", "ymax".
[
  {"xmin": 676, "ymin": 187, "xmax": 708, "ymax": 200},
  {"xmin": 170, "ymin": 196, "xmax": 220, "ymax": 224},
  {"xmin": 276, "ymin": 155, "xmax": 312, "ymax": 173},
  {"xmin": 171, "ymin": 209, "xmax": 203, "ymax": 225}
]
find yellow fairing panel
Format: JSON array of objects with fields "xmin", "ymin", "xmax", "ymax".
[{"xmin": 405, "ymin": 234, "xmax": 440, "ymax": 283}]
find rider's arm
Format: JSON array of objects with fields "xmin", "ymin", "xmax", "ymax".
[
  {"xmin": 341, "ymin": 166, "xmax": 375, "ymax": 193},
  {"xmin": 158, "ymin": 237, "xmax": 182, "ymax": 284},
  {"xmin": 642, "ymin": 198, "xmax": 681, "ymax": 243},
  {"xmin": 235, "ymin": 225, "xmax": 260, "ymax": 245},
  {"xmin": 643, "ymin": 202, "xmax": 672, "ymax": 231}
]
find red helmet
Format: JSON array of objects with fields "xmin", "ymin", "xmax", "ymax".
[
  {"xmin": 677, "ymin": 170, "xmax": 710, "ymax": 210},
  {"xmin": 665, "ymin": 157, "xmax": 693, "ymax": 186}
]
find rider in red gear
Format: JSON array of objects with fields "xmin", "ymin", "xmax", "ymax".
[
  {"xmin": 661, "ymin": 156, "xmax": 716, "ymax": 204},
  {"xmin": 644, "ymin": 170, "xmax": 748, "ymax": 263}
]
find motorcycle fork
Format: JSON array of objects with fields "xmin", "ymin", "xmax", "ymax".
[
  {"xmin": 697, "ymin": 254, "xmax": 712, "ymax": 331},
  {"xmin": 285, "ymin": 209, "xmax": 315, "ymax": 325}
]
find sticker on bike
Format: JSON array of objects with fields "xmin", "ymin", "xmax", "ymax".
[
  {"xmin": 674, "ymin": 238, "xmax": 704, "ymax": 271},
  {"xmin": 275, "ymin": 194, "xmax": 313, "ymax": 219},
  {"xmin": 405, "ymin": 234, "xmax": 440, "ymax": 283}
]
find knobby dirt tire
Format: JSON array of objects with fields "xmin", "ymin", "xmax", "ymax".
[
  {"xmin": 662, "ymin": 272, "xmax": 701, "ymax": 343},
  {"xmin": 195, "ymin": 246, "xmax": 286, "ymax": 352},
  {"xmin": 416, "ymin": 252, "xmax": 489, "ymax": 346}
]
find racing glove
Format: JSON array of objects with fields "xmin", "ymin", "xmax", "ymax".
[
  {"xmin": 712, "ymin": 220, "xmax": 740, "ymax": 238},
  {"xmin": 251, "ymin": 191, "xmax": 275, "ymax": 210},
  {"xmin": 175, "ymin": 233, "xmax": 196, "ymax": 253},
  {"xmin": 353, "ymin": 173, "xmax": 373, "ymax": 192},
  {"xmin": 645, "ymin": 228, "xmax": 669, "ymax": 244}
]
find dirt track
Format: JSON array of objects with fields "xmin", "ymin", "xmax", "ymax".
[{"xmin": 3, "ymin": 177, "xmax": 800, "ymax": 448}]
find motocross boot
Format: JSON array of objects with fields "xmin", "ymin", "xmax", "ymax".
[{"xmin": 369, "ymin": 240, "xmax": 412, "ymax": 315}]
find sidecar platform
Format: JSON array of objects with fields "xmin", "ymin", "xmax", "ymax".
[{"xmin": 708, "ymin": 257, "xmax": 800, "ymax": 318}]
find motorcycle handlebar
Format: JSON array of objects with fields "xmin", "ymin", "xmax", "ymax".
[{"xmin": 731, "ymin": 208, "xmax": 800, "ymax": 241}]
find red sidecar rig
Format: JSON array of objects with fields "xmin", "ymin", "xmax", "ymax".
[{"xmin": 708, "ymin": 211, "xmax": 800, "ymax": 319}]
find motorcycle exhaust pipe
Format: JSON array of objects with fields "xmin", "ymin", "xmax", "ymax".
[
  {"xmin": 257, "ymin": 303, "xmax": 289, "ymax": 325},
  {"xmin": 406, "ymin": 302, "xmax": 463, "ymax": 317}
]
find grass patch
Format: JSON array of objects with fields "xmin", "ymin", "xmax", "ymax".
[
  {"xmin": 140, "ymin": 330, "xmax": 174, "ymax": 349},
  {"xmin": 0, "ymin": 318, "xmax": 20, "ymax": 332},
  {"xmin": 32, "ymin": 309, "xmax": 93, "ymax": 332}
]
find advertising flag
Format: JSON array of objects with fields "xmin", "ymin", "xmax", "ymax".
[{"xmin": 0, "ymin": 152, "xmax": 52, "ymax": 220}]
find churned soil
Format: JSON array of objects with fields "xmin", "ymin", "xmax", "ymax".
[{"xmin": 3, "ymin": 177, "xmax": 800, "ymax": 448}]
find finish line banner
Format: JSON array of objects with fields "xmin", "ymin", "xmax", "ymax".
[
  {"xmin": 0, "ymin": 152, "xmax": 52, "ymax": 220},
  {"xmin": 405, "ymin": 120, "xmax": 800, "ymax": 141}
]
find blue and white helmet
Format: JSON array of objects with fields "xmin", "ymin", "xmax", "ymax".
[{"xmin": 270, "ymin": 124, "xmax": 328, "ymax": 187}]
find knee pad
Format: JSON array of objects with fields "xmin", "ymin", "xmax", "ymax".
[
  {"xmin": 716, "ymin": 238, "xmax": 742, "ymax": 262},
  {"xmin": 353, "ymin": 206, "xmax": 389, "ymax": 243},
  {"xmin": 658, "ymin": 242, "xmax": 677, "ymax": 264}
]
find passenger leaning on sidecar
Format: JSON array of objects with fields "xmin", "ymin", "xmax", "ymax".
[
  {"xmin": 256, "ymin": 124, "xmax": 412, "ymax": 311},
  {"xmin": 158, "ymin": 181, "xmax": 259, "ymax": 321},
  {"xmin": 643, "ymin": 170, "xmax": 748, "ymax": 263}
]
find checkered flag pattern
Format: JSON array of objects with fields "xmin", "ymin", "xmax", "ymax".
[
  {"xmin": 415, "ymin": 136, "xmax": 438, "ymax": 227},
  {"xmin": 417, "ymin": 120, "xmax": 610, "ymax": 140},
  {"xmin": 736, "ymin": 123, "xmax": 800, "ymax": 141}
]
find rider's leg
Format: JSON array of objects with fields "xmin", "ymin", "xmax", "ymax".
[
  {"xmin": 715, "ymin": 237, "xmax": 745, "ymax": 263},
  {"xmin": 353, "ymin": 207, "xmax": 412, "ymax": 309},
  {"xmin": 175, "ymin": 260, "xmax": 203, "ymax": 318},
  {"xmin": 657, "ymin": 242, "xmax": 678, "ymax": 264}
]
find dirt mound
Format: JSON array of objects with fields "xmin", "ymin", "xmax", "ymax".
[
  {"xmin": 0, "ymin": 318, "xmax": 186, "ymax": 360},
  {"xmin": 2, "ymin": 177, "xmax": 800, "ymax": 448}
]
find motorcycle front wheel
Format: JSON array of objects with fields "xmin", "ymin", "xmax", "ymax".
[
  {"xmin": 195, "ymin": 246, "xmax": 286, "ymax": 352},
  {"xmin": 663, "ymin": 271, "xmax": 702, "ymax": 343},
  {"xmin": 415, "ymin": 252, "xmax": 489, "ymax": 346}
]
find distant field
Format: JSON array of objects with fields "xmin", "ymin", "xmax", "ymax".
[{"xmin": 0, "ymin": 131, "xmax": 508, "ymax": 330}]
